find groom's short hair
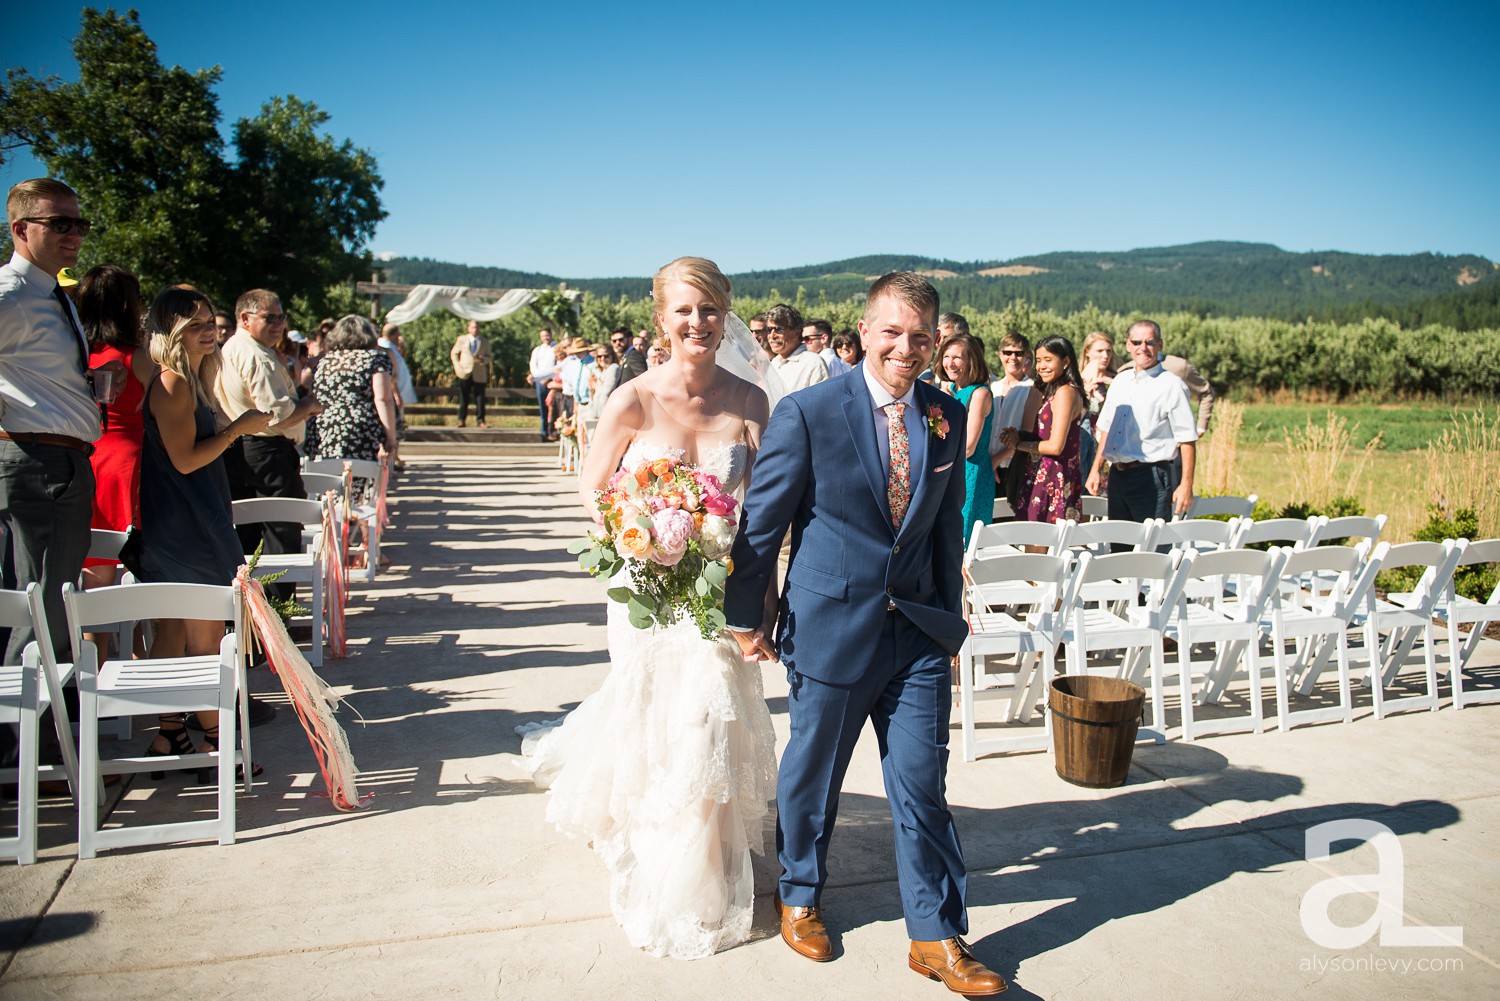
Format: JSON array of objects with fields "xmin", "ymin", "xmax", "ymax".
[{"xmin": 864, "ymin": 272, "xmax": 939, "ymax": 327}]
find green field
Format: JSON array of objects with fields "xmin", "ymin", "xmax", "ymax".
[{"xmin": 1235, "ymin": 401, "xmax": 1497, "ymax": 452}]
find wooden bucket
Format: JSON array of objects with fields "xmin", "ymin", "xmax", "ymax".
[{"xmin": 1049, "ymin": 676, "xmax": 1145, "ymax": 788}]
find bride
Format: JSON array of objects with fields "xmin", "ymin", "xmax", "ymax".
[{"xmin": 519, "ymin": 256, "xmax": 779, "ymax": 960}]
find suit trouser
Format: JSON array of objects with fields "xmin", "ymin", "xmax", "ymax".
[
  {"xmin": 777, "ymin": 610, "xmax": 968, "ymax": 940},
  {"xmin": 1106, "ymin": 461, "xmax": 1175, "ymax": 537},
  {"xmin": 456, "ymin": 377, "xmax": 486, "ymax": 424},
  {"xmin": 0, "ymin": 440, "xmax": 94, "ymax": 765},
  {"xmin": 229, "ymin": 436, "xmax": 304, "ymax": 600},
  {"xmin": 534, "ymin": 382, "xmax": 549, "ymax": 436}
]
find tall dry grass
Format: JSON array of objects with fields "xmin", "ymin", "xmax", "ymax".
[
  {"xmin": 1283, "ymin": 411, "xmax": 1384, "ymax": 509},
  {"xmin": 1426, "ymin": 409, "xmax": 1500, "ymax": 538},
  {"xmin": 1200, "ymin": 399, "xmax": 1243, "ymax": 496}
]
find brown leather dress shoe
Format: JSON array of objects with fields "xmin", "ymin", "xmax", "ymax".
[
  {"xmin": 774, "ymin": 894, "xmax": 833, "ymax": 962},
  {"xmin": 908, "ymin": 937, "xmax": 1007, "ymax": 995}
]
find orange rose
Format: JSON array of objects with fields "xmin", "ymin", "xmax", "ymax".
[
  {"xmin": 618, "ymin": 525, "xmax": 653, "ymax": 559},
  {"xmin": 651, "ymin": 458, "xmax": 675, "ymax": 480},
  {"xmin": 635, "ymin": 466, "xmax": 651, "ymax": 489},
  {"xmin": 693, "ymin": 510, "xmax": 705, "ymax": 531},
  {"xmin": 725, "ymin": 557, "xmax": 734, "ymax": 576}
]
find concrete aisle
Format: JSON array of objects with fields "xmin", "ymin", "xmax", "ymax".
[{"xmin": 1, "ymin": 456, "xmax": 1496, "ymax": 1000}]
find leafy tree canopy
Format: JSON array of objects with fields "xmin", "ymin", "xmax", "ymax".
[{"xmin": 0, "ymin": 7, "xmax": 384, "ymax": 317}]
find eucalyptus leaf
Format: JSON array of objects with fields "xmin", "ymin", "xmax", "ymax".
[
  {"xmin": 703, "ymin": 562, "xmax": 728, "ymax": 587},
  {"xmin": 566, "ymin": 537, "xmax": 591, "ymax": 554},
  {"xmin": 606, "ymin": 586, "xmax": 633, "ymax": 603},
  {"xmin": 695, "ymin": 576, "xmax": 710, "ymax": 597}
]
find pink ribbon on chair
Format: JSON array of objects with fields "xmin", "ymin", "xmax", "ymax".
[{"xmin": 320, "ymin": 491, "xmax": 348, "ymax": 659}]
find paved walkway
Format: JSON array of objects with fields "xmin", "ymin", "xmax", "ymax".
[{"xmin": 2, "ymin": 456, "xmax": 1497, "ymax": 1000}]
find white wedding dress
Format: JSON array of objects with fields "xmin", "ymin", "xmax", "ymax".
[{"xmin": 519, "ymin": 439, "xmax": 778, "ymax": 960}]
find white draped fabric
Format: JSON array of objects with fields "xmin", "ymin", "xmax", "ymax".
[{"xmin": 383, "ymin": 285, "xmax": 541, "ymax": 324}]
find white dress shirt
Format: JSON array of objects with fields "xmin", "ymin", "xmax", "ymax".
[
  {"xmin": 771, "ymin": 345, "xmax": 830, "ymax": 394},
  {"xmin": 987, "ymin": 377, "xmax": 1033, "ymax": 464},
  {"xmin": 1094, "ymin": 364, "xmax": 1198, "ymax": 464},
  {"xmin": 0, "ymin": 252, "xmax": 101, "ymax": 441},
  {"xmin": 378, "ymin": 337, "xmax": 418, "ymax": 406},
  {"xmin": 862, "ymin": 360, "xmax": 926, "ymax": 481},
  {"xmin": 529, "ymin": 343, "xmax": 557, "ymax": 382},
  {"xmin": 218, "ymin": 330, "xmax": 305, "ymax": 443}
]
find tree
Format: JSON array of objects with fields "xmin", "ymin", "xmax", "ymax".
[{"xmin": 0, "ymin": 8, "xmax": 384, "ymax": 317}]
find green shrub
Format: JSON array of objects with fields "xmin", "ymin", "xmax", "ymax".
[{"xmin": 1376, "ymin": 507, "xmax": 1499, "ymax": 601}]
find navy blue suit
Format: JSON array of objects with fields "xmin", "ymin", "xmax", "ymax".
[{"xmin": 725, "ymin": 365, "xmax": 971, "ymax": 939}]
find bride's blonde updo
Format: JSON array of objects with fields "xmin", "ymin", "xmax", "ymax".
[{"xmin": 652, "ymin": 256, "xmax": 732, "ymax": 321}]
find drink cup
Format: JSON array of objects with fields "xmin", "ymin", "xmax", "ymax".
[{"xmin": 91, "ymin": 368, "xmax": 122, "ymax": 405}]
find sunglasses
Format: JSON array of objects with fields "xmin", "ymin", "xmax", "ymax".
[
  {"xmin": 22, "ymin": 215, "xmax": 92, "ymax": 236},
  {"xmin": 1127, "ymin": 339, "xmax": 1158, "ymax": 348},
  {"xmin": 250, "ymin": 311, "xmax": 287, "ymax": 324},
  {"xmin": 1000, "ymin": 349, "xmax": 1027, "ymax": 358},
  {"xmin": 766, "ymin": 325, "xmax": 793, "ymax": 335}
]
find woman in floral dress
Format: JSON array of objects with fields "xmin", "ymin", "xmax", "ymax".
[{"xmin": 1004, "ymin": 334, "xmax": 1085, "ymax": 525}]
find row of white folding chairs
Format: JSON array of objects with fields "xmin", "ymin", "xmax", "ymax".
[
  {"xmin": 303, "ymin": 456, "xmax": 386, "ymax": 583},
  {"xmin": 2, "ymin": 579, "xmax": 250, "ymax": 863},
  {"xmin": 957, "ymin": 535, "xmax": 1496, "ymax": 761}
]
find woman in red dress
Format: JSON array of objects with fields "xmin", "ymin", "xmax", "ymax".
[{"xmin": 78, "ymin": 265, "xmax": 154, "ymax": 600}]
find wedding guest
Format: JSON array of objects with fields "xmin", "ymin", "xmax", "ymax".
[
  {"xmin": 213, "ymin": 310, "xmax": 233, "ymax": 346},
  {"xmin": 78, "ymin": 266, "xmax": 155, "ymax": 631},
  {"xmin": 1086, "ymin": 319, "xmax": 1198, "ymax": 520},
  {"xmin": 613, "ymin": 327, "xmax": 647, "ymax": 384},
  {"xmin": 766, "ymin": 303, "xmax": 828, "ymax": 393},
  {"xmin": 586, "ymin": 342, "xmax": 621, "ymax": 418},
  {"xmin": 526, "ymin": 327, "xmax": 558, "ymax": 441},
  {"xmin": 557, "ymin": 337, "xmax": 592, "ymax": 417},
  {"xmin": 310, "ymin": 315, "xmax": 397, "ymax": 507},
  {"xmin": 1003, "ymin": 334, "xmax": 1085, "ymax": 528},
  {"xmin": 748, "ymin": 313, "xmax": 769, "ymax": 352},
  {"xmin": 831, "ymin": 329, "xmax": 863, "ymax": 370},
  {"xmin": 379, "ymin": 322, "xmax": 416, "ymax": 472},
  {"xmin": 988, "ymin": 332, "xmax": 1041, "ymax": 518},
  {"xmin": 938, "ymin": 333, "xmax": 995, "ymax": 543},
  {"xmin": 138, "ymin": 286, "xmax": 272, "ymax": 775},
  {"xmin": 450, "ymin": 319, "xmax": 491, "ymax": 428},
  {"xmin": 1127, "ymin": 348, "xmax": 1216, "ymax": 436},
  {"xmin": 1079, "ymin": 330, "xmax": 1117, "ymax": 488},
  {"xmin": 803, "ymin": 318, "xmax": 839, "ymax": 372},
  {"xmin": 646, "ymin": 342, "xmax": 668, "ymax": 368}
]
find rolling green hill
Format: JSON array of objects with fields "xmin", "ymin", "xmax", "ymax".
[{"xmin": 379, "ymin": 241, "xmax": 1500, "ymax": 326}]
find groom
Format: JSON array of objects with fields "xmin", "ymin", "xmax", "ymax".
[{"xmin": 726, "ymin": 273, "xmax": 1005, "ymax": 995}]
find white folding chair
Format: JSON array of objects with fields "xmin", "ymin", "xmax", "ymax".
[
  {"xmin": 304, "ymin": 457, "xmax": 386, "ymax": 582},
  {"xmin": 301, "ymin": 471, "xmax": 346, "ymax": 500},
  {"xmin": 1061, "ymin": 549, "xmax": 1191, "ymax": 744},
  {"xmin": 1152, "ymin": 517, "xmax": 1240, "ymax": 554},
  {"xmin": 0, "ymin": 585, "xmax": 83, "ymax": 865},
  {"xmin": 84, "ymin": 527, "xmax": 141, "ymax": 741},
  {"xmin": 1360, "ymin": 541, "xmax": 1464, "ymax": 719},
  {"xmin": 1308, "ymin": 514, "xmax": 1387, "ymax": 549},
  {"xmin": 233, "ymin": 497, "xmax": 327, "ymax": 667},
  {"xmin": 1414, "ymin": 538, "xmax": 1500, "ymax": 709},
  {"xmin": 1231, "ymin": 517, "xmax": 1319, "ymax": 551},
  {"xmin": 1080, "ymin": 494, "xmax": 1110, "ymax": 522},
  {"xmin": 1164, "ymin": 548, "xmax": 1286, "ymax": 740},
  {"xmin": 958, "ymin": 551, "xmax": 1074, "ymax": 759},
  {"xmin": 1182, "ymin": 494, "xmax": 1257, "ymax": 521},
  {"xmin": 964, "ymin": 520, "xmax": 1073, "ymax": 610},
  {"xmin": 1264, "ymin": 543, "xmax": 1388, "ymax": 731},
  {"xmin": 64, "ymin": 581, "xmax": 249, "ymax": 858},
  {"xmin": 1065, "ymin": 518, "xmax": 1157, "ymax": 557}
]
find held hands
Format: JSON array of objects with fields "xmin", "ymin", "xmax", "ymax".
[
  {"xmin": 999, "ymin": 426, "xmax": 1019, "ymax": 449},
  {"xmin": 730, "ymin": 628, "xmax": 777, "ymax": 663}
]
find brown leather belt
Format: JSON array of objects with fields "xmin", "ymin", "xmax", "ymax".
[
  {"xmin": 1111, "ymin": 459, "xmax": 1170, "ymax": 471},
  {"xmin": 0, "ymin": 430, "xmax": 95, "ymax": 456}
]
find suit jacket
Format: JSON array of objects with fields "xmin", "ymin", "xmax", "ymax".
[
  {"xmin": 451, "ymin": 334, "xmax": 492, "ymax": 382},
  {"xmin": 617, "ymin": 347, "xmax": 648, "ymax": 384},
  {"xmin": 725, "ymin": 368, "xmax": 969, "ymax": 685}
]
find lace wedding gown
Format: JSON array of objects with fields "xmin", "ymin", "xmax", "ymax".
[{"xmin": 519, "ymin": 440, "xmax": 778, "ymax": 960}]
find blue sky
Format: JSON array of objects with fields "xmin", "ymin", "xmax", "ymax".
[{"xmin": 4, "ymin": 1, "xmax": 1498, "ymax": 277}]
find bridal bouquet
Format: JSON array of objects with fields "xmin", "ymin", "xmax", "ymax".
[{"xmin": 570, "ymin": 456, "xmax": 739, "ymax": 640}]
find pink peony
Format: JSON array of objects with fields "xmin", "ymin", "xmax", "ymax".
[
  {"xmin": 649, "ymin": 508, "xmax": 694, "ymax": 566},
  {"xmin": 703, "ymin": 490, "xmax": 737, "ymax": 519}
]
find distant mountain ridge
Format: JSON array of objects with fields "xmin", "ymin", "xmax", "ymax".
[{"xmin": 380, "ymin": 241, "xmax": 1500, "ymax": 324}]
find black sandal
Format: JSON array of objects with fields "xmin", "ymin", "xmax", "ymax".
[
  {"xmin": 146, "ymin": 715, "xmax": 209, "ymax": 783},
  {"xmin": 199, "ymin": 724, "xmax": 264, "ymax": 780}
]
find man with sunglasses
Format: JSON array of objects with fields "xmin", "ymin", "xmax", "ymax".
[
  {"xmin": 612, "ymin": 327, "xmax": 647, "ymax": 385},
  {"xmin": 765, "ymin": 303, "xmax": 829, "ymax": 394},
  {"xmin": 0, "ymin": 178, "xmax": 116, "ymax": 674},
  {"xmin": 1085, "ymin": 319, "xmax": 1198, "ymax": 521}
]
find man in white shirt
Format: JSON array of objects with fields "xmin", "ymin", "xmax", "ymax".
[
  {"xmin": 766, "ymin": 304, "xmax": 829, "ymax": 394},
  {"xmin": 526, "ymin": 327, "xmax": 557, "ymax": 440},
  {"xmin": 218, "ymin": 288, "xmax": 321, "ymax": 583},
  {"xmin": 1085, "ymin": 319, "xmax": 1198, "ymax": 521},
  {"xmin": 0, "ymin": 178, "xmax": 115, "ymax": 668},
  {"xmin": 556, "ymin": 338, "xmax": 589, "ymax": 417},
  {"xmin": 803, "ymin": 318, "xmax": 847, "ymax": 376}
]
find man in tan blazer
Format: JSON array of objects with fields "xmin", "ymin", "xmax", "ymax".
[{"xmin": 451, "ymin": 320, "xmax": 492, "ymax": 427}]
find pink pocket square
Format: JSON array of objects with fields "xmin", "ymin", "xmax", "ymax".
[{"xmin": 933, "ymin": 461, "xmax": 954, "ymax": 473}]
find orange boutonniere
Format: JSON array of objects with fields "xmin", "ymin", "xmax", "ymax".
[{"xmin": 925, "ymin": 404, "xmax": 949, "ymax": 440}]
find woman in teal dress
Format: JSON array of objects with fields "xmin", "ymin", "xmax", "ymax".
[{"xmin": 938, "ymin": 333, "xmax": 994, "ymax": 548}]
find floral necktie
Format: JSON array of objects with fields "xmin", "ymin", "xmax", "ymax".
[{"xmin": 885, "ymin": 401, "xmax": 911, "ymax": 530}]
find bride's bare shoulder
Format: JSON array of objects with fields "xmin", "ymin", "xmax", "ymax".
[{"xmin": 600, "ymin": 377, "xmax": 648, "ymax": 430}]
